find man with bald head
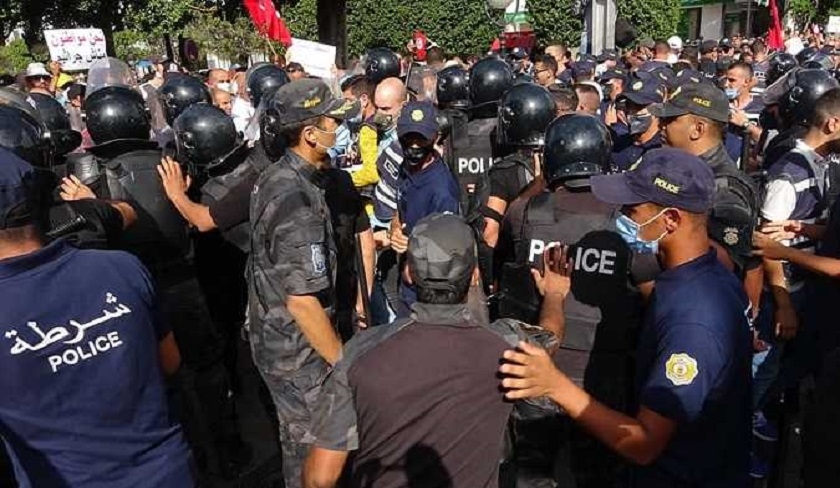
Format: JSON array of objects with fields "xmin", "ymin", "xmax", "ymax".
[
  {"xmin": 206, "ymin": 69, "xmax": 231, "ymax": 91},
  {"xmin": 369, "ymin": 77, "xmax": 409, "ymax": 324},
  {"xmin": 211, "ymin": 88, "xmax": 233, "ymax": 116}
]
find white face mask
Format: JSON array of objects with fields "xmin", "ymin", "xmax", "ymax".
[{"xmin": 217, "ymin": 82, "xmax": 231, "ymax": 92}]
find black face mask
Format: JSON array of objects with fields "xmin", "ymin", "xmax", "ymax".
[
  {"xmin": 628, "ymin": 114, "xmax": 653, "ymax": 136},
  {"xmin": 403, "ymin": 145, "xmax": 433, "ymax": 166}
]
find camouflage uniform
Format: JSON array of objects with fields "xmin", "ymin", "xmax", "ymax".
[{"xmin": 248, "ymin": 149, "xmax": 337, "ymax": 488}]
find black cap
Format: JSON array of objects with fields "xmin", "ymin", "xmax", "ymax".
[
  {"xmin": 0, "ymin": 148, "xmax": 41, "ymax": 229},
  {"xmin": 599, "ymin": 68, "xmax": 628, "ymax": 83},
  {"xmin": 407, "ymin": 213, "xmax": 477, "ymax": 292},
  {"xmin": 619, "ymin": 72, "xmax": 665, "ymax": 106},
  {"xmin": 397, "ymin": 101, "xmax": 439, "ymax": 140},
  {"xmin": 649, "ymin": 80, "xmax": 729, "ymax": 123},
  {"xmin": 270, "ymin": 79, "xmax": 359, "ymax": 127},
  {"xmin": 590, "ymin": 147, "xmax": 715, "ymax": 213}
]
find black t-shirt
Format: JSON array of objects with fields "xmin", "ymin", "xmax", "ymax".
[
  {"xmin": 49, "ymin": 199, "xmax": 124, "ymax": 250},
  {"xmin": 488, "ymin": 156, "xmax": 532, "ymax": 204}
]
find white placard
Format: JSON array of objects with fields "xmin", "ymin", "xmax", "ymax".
[
  {"xmin": 287, "ymin": 38, "xmax": 337, "ymax": 79},
  {"xmin": 44, "ymin": 28, "xmax": 107, "ymax": 71},
  {"xmin": 828, "ymin": 16, "xmax": 840, "ymax": 34}
]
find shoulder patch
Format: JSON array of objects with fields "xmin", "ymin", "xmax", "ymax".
[
  {"xmin": 665, "ymin": 353, "xmax": 698, "ymax": 386},
  {"xmin": 311, "ymin": 244, "xmax": 327, "ymax": 277}
]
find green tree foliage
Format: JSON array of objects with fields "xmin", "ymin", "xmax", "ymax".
[
  {"xmin": 528, "ymin": 0, "xmax": 584, "ymax": 47},
  {"xmin": 0, "ymin": 39, "xmax": 32, "ymax": 74},
  {"xmin": 182, "ymin": 12, "xmax": 277, "ymax": 61},
  {"xmin": 282, "ymin": 0, "xmax": 319, "ymax": 41},
  {"xmin": 345, "ymin": 0, "xmax": 499, "ymax": 56},
  {"xmin": 113, "ymin": 30, "xmax": 164, "ymax": 63},
  {"xmin": 616, "ymin": 0, "xmax": 681, "ymax": 43}
]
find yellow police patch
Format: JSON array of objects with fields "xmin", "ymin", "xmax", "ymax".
[
  {"xmin": 653, "ymin": 177, "xmax": 680, "ymax": 194},
  {"xmin": 692, "ymin": 97, "xmax": 711, "ymax": 108},
  {"xmin": 303, "ymin": 97, "xmax": 322, "ymax": 109},
  {"xmin": 665, "ymin": 353, "xmax": 698, "ymax": 386},
  {"xmin": 632, "ymin": 81, "xmax": 644, "ymax": 91},
  {"xmin": 411, "ymin": 109, "xmax": 425, "ymax": 122}
]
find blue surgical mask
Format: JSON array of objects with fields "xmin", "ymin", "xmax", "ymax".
[
  {"xmin": 615, "ymin": 208, "xmax": 670, "ymax": 254},
  {"xmin": 724, "ymin": 87, "xmax": 739, "ymax": 100}
]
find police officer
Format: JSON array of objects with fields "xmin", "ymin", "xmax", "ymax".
[
  {"xmin": 448, "ymin": 58, "xmax": 514, "ymax": 205},
  {"xmin": 242, "ymin": 63, "xmax": 291, "ymax": 141},
  {"xmin": 156, "ymin": 74, "xmax": 212, "ymax": 149},
  {"xmin": 0, "ymin": 88, "xmax": 131, "ymax": 250},
  {"xmin": 471, "ymin": 83, "xmax": 555, "ymax": 289},
  {"xmin": 496, "ymin": 114, "xmax": 651, "ymax": 488},
  {"xmin": 612, "ymin": 72, "xmax": 665, "ymax": 171},
  {"xmin": 80, "ymin": 83, "xmax": 243, "ymax": 478},
  {"xmin": 248, "ymin": 79, "xmax": 357, "ymax": 488},
  {"xmin": 501, "ymin": 148, "xmax": 752, "ymax": 488}
]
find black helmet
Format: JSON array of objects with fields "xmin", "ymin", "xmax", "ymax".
[
  {"xmin": 766, "ymin": 53, "xmax": 798, "ymax": 86},
  {"xmin": 436, "ymin": 66, "xmax": 469, "ymax": 110},
  {"xmin": 159, "ymin": 74, "xmax": 212, "ymax": 126},
  {"xmin": 778, "ymin": 69, "xmax": 839, "ymax": 124},
  {"xmin": 795, "ymin": 46, "xmax": 819, "ymax": 66},
  {"xmin": 469, "ymin": 58, "xmax": 514, "ymax": 118},
  {"xmin": 85, "ymin": 86, "xmax": 151, "ymax": 144},
  {"xmin": 0, "ymin": 90, "xmax": 51, "ymax": 168},
  {"xmin": 802, "ymin": 53, "xmax": 834, "ymax": 71},
  {"xmin": 30, "ymin": 93, "xmax": 71, "ymax": 132},
  {"xmin": 365, "ymin": 48, "xmax": 401, "ymax": 84},
  {"xmin": 542, "ymin": 113, "xmax": 612, "ymax": 188},
  {"xmin": 247, "ymin": 64, "xmax": 290, "ymax": 108},
  {"xmin": 497, "ymin": 83, "xmax": 556, "ymax": 148},
  {"xmin": 173, "ymin": 104, "xmax": 238, "ymax": 171}
]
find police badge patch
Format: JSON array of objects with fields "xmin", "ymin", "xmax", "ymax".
[
  {"xmin": 310, "ymin": 244, "xmax": 327, "ymax": 277},
  {"xmin": 665, "ymin": 353, "xmax": 699, "ymax": 386},
  {"xmin": 723, "ymin": 227, "xmax": 739, "ymax": 246}
]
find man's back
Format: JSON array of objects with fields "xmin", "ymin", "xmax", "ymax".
[
  {"xmin": 313, "ymin": 303, "xmax": 514, "ymax": 488},
  {"xmin": 0, "ymin": 241, "xmax": 192, "ymax": 487}
]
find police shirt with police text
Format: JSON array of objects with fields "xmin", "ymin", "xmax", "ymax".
[
  {"xmin": 634, "ymin": 249, "xmax": 751, "ymax": 487},
  {"xmin": 0, "ymin": 240, "xmax": 193, "ymax": 488}
]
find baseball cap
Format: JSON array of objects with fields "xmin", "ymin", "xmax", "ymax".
[
  {"xmin": 590, "ymin": 147, "xmax": 715, "ymax": 213},
  {"xmin": 25, "ymin": 63, "xmax": 51, "ymax": 79},
  {"xmin": 0, "ymin": 148, "xmax": 42, "ymax": 230},
  {"xmin": 700, "ymin": 40, "xmax": 718, "ymax": 55},
  {"xmin": 397, "ymin": 101, "xmax": 439, "ymax": 140},
  {"xmin": 649, "ymin": 80, "xmax": 729, "ymax": 123},
  {"xmin": 599, "ymin": 68, "xmax": 628, "ymax": 83},
  {"xmin": 270, "ymin": 79, "xmax": 359, "ymax": 127},
  {"xmin": 573, "ymin": 60, "xmax": 596, "ymax": 78},
  {"xmin": 596, "ymin": 49, "xmax": 618, "ymax": 63},
  {"xmin": 619, "ymin": 72, "xmax": 664, "ymax": 106},
  {"xmin": 667, "ymin": 36, "xmax": 683, "ymax": 51},
  {"xmin": 407, "ymin": 213, "xmax": 477, "ymax": 292}
]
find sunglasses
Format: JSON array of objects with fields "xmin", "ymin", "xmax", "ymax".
[
  {"xmin": 30, "ymin": 76, "xmax": 50, "ymax": 82},
  {"xmin": 287, "ymin": 68, "xmax": 301, "ymax": 73}
]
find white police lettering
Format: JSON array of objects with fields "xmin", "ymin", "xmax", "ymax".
[
  {"xmin": 528, "ymin": 240, "xmax": 616, "ymax": 276},
  {"xmin": 3, "ymin": 292, "xmax": 131, "ymax": 374},
  {"xmin": 457, "ymin": 157, "xmax": 498, "ymax": 175}
]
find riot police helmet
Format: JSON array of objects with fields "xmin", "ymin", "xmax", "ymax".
[
  {"xmin": 159, "ymin": 74, "xmax": 212, "ymax": 126},
  {"xmin": 0, "ymin": 88, "xmax": 52, "ymax": 167},
  {"xmin": 795, "ymin": 46, "xmax": 819, "ymax": 66},
  {"xmin": 173, "ymin": 103, "xmax": 238, "ymax": 171},
  {"xmin": 29, "ymin": 93, "xmax": 82, "ymax": 156},
  {"xmin": 85, "ymin": 85, "xmax": 151, "ymax": 145},
  {"xmin": 365, "ymin": 48, "xmax": 401, "ymax": 84},
  {"xmin": 469, "ymin": 57, "xmax": 515, "ymax": 109},
  {"xmin": 246, "ymin": 63, "xmax": 290, "ymax": 108},
  {"xmin": 766, "ymin": 52, "xmax": 798, "ymax": 86},
  {"xmin": 777, "ymin": 68, "xmax": 839, "ymax": 124},
  {"xmin": 497, "ymin": 83, "xmax": 556, "ymax": 148},
  {"xmin": 436, "ymin": 65, "xmax": 469, "ymax": 110},
  {"xmin": 542, "ymin": 113, "xmax": 612, "ymax": 188}
]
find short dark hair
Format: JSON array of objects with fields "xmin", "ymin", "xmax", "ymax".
[
  {"xmin": 286, "ymin": 62, "xmax": 305, "ymax": 73},
  {"xmin": 426, "ymin": 46, "xmax": 445, "ymax": 65},
  {"xmin": 347, "ymin": 75, "xmax": 375, "ymax": 100},
  {"xmin": 573, "ymin": 83, "xmax": 600, "ymax": 98},
  {"xmin": 752, "ymin": 39, "xmax": 767, "ymax": 55},
  {"xmin": 534, "ymin": 54, "xmax": 558, "ymax": 73},
  {"xmin": 681, "ymin": 46, "xmax": 699, "ymax": 63},
  {"xmin": 654, "ymin": 40, "xmax": 670, "ymax": 55},
  {"xmin": 809, "ymin": 88, "xmax": 840, "ymax": 127},
  {"xmin": 415, "ymin": 278, "xmax": 471, "ymax": 305},
  {"xmin": 548, "ymin": 85, "xmax": 578, "ymax": 113},
  {"xmin": 728, "ymin": 61, "xmax": 754, "ymax": 78}
]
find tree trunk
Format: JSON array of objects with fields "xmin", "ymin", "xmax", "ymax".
[{"xmin": 317, "ymin": 0, "xmax": 347, "ymax": 68}]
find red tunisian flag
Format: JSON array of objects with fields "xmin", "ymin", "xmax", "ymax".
[
  {"xmin": 767, "ymin": 0, "xmax": 784, "ymax": 51},
  {"xmin": 243, "ymin": 0, "xmax": 292, "ymax": 46}
]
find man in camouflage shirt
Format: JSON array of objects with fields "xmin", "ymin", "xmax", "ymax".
[
  {"xmin": 302, "ymin": 213, "xmax": 567, "ymax": 488},
  {"xmin": 247, "ymin": 79, "xmax": 358, "ymax": 488}
]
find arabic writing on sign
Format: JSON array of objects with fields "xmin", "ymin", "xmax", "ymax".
[
  {"xmin": 5, "ymin": 293, "xmax": 132, "ymax": 356},
  {"xmin": 43, "ymin": 29, "xmax": 108, "ymax": 71}
]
